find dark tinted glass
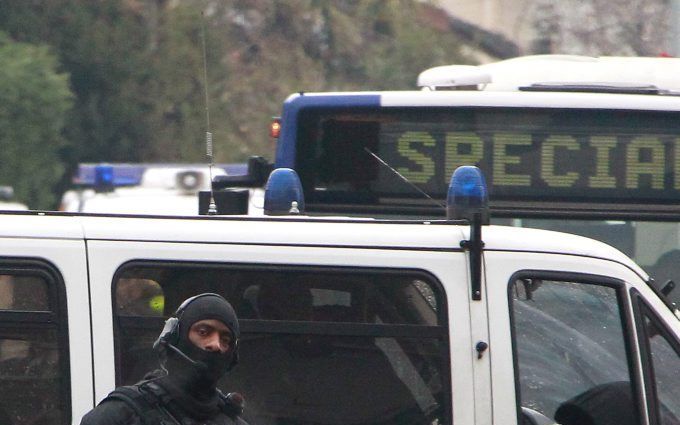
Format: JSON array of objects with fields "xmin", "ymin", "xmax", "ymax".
[
  {"xmin": 0, "ymin": 328, "xmax": 63, "ymax": 425},
  {"xmin": 115, "ymin": 264, "xmax": 448, "ymax": 425},
  {"xmin": 0, "ymin": 274, "xmax": 49, "ymax": 311},
  {"xmin": 511, "ymin": 278, "xmax": 638, "ymax": 425},
  {"xmin": 228, "ymin": 334, "xmax": 446, "ymax": 425},
  {"xmin": 642, "ymin": 314, "xmax": 680, "ymax": 425},
  {"xmin": 115, "ymin": 267, "xmax": 439, "ymax": 325},
  {"xmin": 0, "ymin": 266, "xmax": 68, "ymax": 425}
]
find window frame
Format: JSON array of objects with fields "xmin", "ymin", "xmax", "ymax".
[
  {"xmin": 507, "ymin": 270, "xmax": 643, "ymax": 425},
  {"xmin": 0, "ymin": 257, "xmax": 71, "ymax": 425},
  {"xmin": 111, "ymin": 260, "xmax": 452, "ymax": 423},
  {"xmin": 631, "ymin": 289, "xmax": 680, "ymax": 425}
]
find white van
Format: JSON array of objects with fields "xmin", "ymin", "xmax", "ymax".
[{"xmin": 0, "ymin": 166, "xmax": 678, "ymax": 425}]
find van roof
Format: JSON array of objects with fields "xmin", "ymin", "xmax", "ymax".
[{"xmin": 0, "ymin": 212, "xmax": 645, "ymax": 278}]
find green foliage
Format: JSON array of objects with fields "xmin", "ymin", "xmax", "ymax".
[
  {"xmin": 186, "ymin": 0, "xmax": 473, "ymax": 160},
  {"xmin": 0, "ymin": 0, "xmax": 472, "ymax": 207},
  {"xmin": 0, "ymin": 31, "xmax": 72, "ymax": 209},
  {"xmin": 0, "ymin": 0, "xmax": 155, "ymax": 207},
  {"xmin": 143, "ymin": 4, "xmax": 212, "ymax": 161}
]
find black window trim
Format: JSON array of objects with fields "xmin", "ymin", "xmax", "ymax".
[
  {"xmin": 0, "ymin": 257, "xmax": 71, "ymax": 425},
  {"xmin": 507, "ymin": 270, "xmax": 644, "ymax": 425},
  {"xmin": 111, "ymin": 259, "xmax": 452, "ymax": 424},
  {"xmin": 0, "ymin": 312, "xmax": 55, "ymax": 324},
  {"xmin": 631, "ymin": 289, "xmax": 680, "ymax": 425},
  {"xmin": 118, "ymin": 316, "xmax": 444, "ymax": 338}
]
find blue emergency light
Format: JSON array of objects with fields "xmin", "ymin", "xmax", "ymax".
[
  {"xmin": 76, "ymin": 164, "xmax": 145, "ymax": 192},
  {"xmin": 263, "ymin": 168, "xmax": 305, "ymax": 215},
  {"xmin": 446, "ymin": 165, "xmax": 489, "ymax": 223},
  {"xmin": 92, "ymin": 164, "xmax": 144, "ymax": 192},
  {"xmin": 94, "ymin": 164, "xmax": 114, "ymax": 188}
]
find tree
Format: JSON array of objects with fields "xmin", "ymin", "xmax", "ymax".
[
  {"xmin": 529, "ymin": 0, "xmax": 669, "ymax": 56},
  {"xmin": 0, "ymin": 0, "xmax": 156, "ymax": 202},
  {"xmin": 0, "ymin": 0, "xmax": 473, "ymax": 203},
  {"xmin": 166, "ymin": 0, "xmax": 473, "ymax": 160},
  {"xmin": 0, "ymin": 32, "xmax": 72, "ymax": 209}
]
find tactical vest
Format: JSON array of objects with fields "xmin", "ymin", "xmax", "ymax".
[{"xmin": 102, "ymin": 380, "xmax": 244, "ymax": 425}]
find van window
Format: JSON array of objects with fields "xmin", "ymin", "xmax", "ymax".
[
  {"xmin": 0, "ymin": 274, "xmax": 50, "ymax": 311},
  {"xmin": 0, "ymin": 265, "xmax": 69, "ymax": 425},
  {"xmin": 114, "ymin": 263, "xmax": 449, "ymax": 425},
  {"xmin": 636, "ymin": 302, "xmax": 680, "ymax": 425},
  {"xmin": 510, "ymin": 275, "xmax": 640, "ymax": 425}
]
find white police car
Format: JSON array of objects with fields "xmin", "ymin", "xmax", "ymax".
[
  {"xmin": 0, "ymin": 186, "xmax": 27, "ymax": 211},
  {"xmin": 0, "ymin": 165, "xmax": 677, "ymax": 425},
  {"xmin": 59, "ymin": 163, "xmax": 249, "ymax": 215}
]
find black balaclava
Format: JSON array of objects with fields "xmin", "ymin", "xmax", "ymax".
[{"xmin": 158, "ymin": 294, "xmax": 240, "ymax": 410}]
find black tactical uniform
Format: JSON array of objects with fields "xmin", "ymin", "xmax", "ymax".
[{"xmin": 80, "ymin": 294, "xmax": 249, "ymax": 425}]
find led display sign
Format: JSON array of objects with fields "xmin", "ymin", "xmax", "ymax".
[
  {"xmin": 378, "ymin": 125, "xmax": 679, "ymax": 201},
  {"xmin": 298, "ymin": 108, "xmax": 680, "ymax": 205}
]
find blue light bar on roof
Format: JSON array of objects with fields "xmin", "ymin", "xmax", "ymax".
[
  {"xmin": 74, "ymin": 163, "xmax": 248, "ymax": 188},
  {"xmin": 94, "ymin": 165, "xmax": 114, "ymax": 189},
  {"xmin": 74, "ymin": 164, "xmax": 145, "ymax": 187}
]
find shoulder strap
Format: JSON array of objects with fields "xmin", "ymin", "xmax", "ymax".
[{"xmin": 102, "ymin": 384, "xmax": 172, "ymax": 425}]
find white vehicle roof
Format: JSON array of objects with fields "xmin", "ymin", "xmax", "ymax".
[
  {"xmin": 74, "ymin": 188, "xmax": 205, "ymax": 215},
  {"xmin": 288, "ymin": 88, "xmax": 680, "ymax": 112},
  {"xmin": 0, "ymin": 212, "xmax": 646, "ymax": 278},
  {"xmin": 61, "ymin": 164, "xmax": 231, "ymax": 215},
  {"xmin": 418, "ymin": 54, "xmax": 680, "ymax": 92},
  {"xmin": 0, "ymin": 201, "xmax": 28, "ymax": 211}
]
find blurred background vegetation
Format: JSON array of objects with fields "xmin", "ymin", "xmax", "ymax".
[{"xmin": 0, "ymin": 0, "xmax": 473, "ymax": 209}]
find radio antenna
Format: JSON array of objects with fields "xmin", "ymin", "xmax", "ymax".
[
  {"xmin": 364, "ymin": 147, "xmax": 446, "ymax": 209},
  {"xmin": 201, "ymin": 11, "xmax": 217, "ymax": 215}
]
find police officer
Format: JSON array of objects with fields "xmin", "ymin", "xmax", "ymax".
[{"xmin": 80, "ymin": 293, "xmax": 248, "ymax": 425}]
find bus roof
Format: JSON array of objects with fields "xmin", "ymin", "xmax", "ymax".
[
  {"xmin": 417, "ymin": 55, "xmax": 680, "ymax": 92},
  {"xmin": 275, "ymin": 89, "xmax": 680, "ymax": 173},
  {"xmin": 282, "ymin": 89, "xmax": 680, "ymax": 112}
]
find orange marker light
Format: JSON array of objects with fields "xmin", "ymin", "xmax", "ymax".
[{"xmin": 270, "ymin": 117, "xmax": 281, "ymax": 138}]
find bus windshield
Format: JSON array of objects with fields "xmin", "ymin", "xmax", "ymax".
[{"xmin": 295, "ymin": 107, "xmax": 680, "ymax": 208}]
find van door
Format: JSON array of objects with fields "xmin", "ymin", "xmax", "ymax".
[
  {"xmin": 0, "ymin": 215, "xmax": 91, "ymax": 425},
  {"xmin": 631, "ymin": 285, "xmax": 680, "ymax": 425},
  {"xmin": 85, "ymin": 232, "xmax": 469, "ymax": 425},
  {"xmin": 484, "ymin": 250, "xmax": 674, "ymax": 425}
]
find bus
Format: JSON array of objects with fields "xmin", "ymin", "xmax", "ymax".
[{"xmin": 219, "ymin": 54, "xmax": 680, "ymax": 307}]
